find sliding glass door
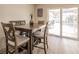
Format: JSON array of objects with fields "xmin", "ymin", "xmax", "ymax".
[
  {"xmin": 62, "ymin": 8, "xmax": 78, "ymax": 39},
  {"xmin": 48, "ymin": 9, "xmax": 60, "ymax": 35},
  {"xmin": 48, "ymin": 7, "xmax": 78, "ymax": 39}
]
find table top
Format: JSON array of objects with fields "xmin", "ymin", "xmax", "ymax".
[{"xmin": 14, "ymin": 24, "xmax": 46, "ymax": 33}]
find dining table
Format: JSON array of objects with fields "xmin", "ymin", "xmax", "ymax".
[{"xmin": 14, "ymin": 23, "xmax": 46, "ymax": 54}]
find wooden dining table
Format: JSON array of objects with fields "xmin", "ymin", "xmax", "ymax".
[{"xmin": 14, "ymin": 24, "xmax": 46, "ymax": 54}]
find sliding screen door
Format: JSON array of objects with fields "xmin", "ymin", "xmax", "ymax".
[
  {"xmin": 48, "ymin": 9, "xmax": 60, "ymax": 35},
  {"xmin": 62, "ymin": 8, "xmax": 78, "ymax": 39}
]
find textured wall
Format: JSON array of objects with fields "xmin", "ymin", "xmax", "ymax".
[{"xmin": 0, "ymin": 4, "xmax": 34, "ymax": 36}]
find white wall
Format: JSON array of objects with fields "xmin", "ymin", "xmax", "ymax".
[{"xmin": 0, "ymin": 4, "xmax": 34, "ymax": 36}]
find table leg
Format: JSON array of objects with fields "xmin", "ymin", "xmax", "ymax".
[
  {"xmin": 29, "ymin": 30, "xmax": 32, "ymax": 54},
  {"xmin": 19, "ymin": 31, "xmax": 23, "ymax": 35},
  {"xmin": 6, "ymin": 41, "xmax": 8, "ymax": 54}
]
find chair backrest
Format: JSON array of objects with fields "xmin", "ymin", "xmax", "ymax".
[
  {"xmin": 9, "ymin": 20, "xmax": 26, "ymax": 26},
  {"xmin": 38, "ymin": 21, "xmax": 44, "ymax": 25},
  {"xmin": 44, "ymin": 22, "xmax": 48, "ymax": 40},
  {"xmin": 1, "ymin": 22, "xmax": 16, "ymax": 42}
]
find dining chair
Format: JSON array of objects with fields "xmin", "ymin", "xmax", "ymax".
[
  {"xmin": 32, "ymin": 22, "xmax": 48, "ymax": 54},
  {"xmin": 9, "ymin": 20, "xmax": 29, "ymax": 37},
  {"xmin": 9, "ymin": 20, "xmax": 26, "ymax": 26},
  {"xmin": 1, "ymin": 22, "xmax": 30, "ymax": 54}
]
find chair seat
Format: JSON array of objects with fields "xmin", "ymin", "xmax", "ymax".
[
  {"xmin": 8, "ymin": 35, "xmax": 29, "ymax": 47},
  {"xmin": 33, "ymin": 31, "xmax": 44, "ymax": 39},
  {"xmin": 15, "ymin": 31, "xmax": 20, "ymax": 35}
]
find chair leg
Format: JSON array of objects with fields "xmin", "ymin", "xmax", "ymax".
[
  {"xmin": 27, "ymin": 40, "xmax": 30, "ymax": 54},
  {"xmin": 44, "ymin": 43, "xmax": 46, "ymax": 54},
  {"xmin": 6, "ymin": 45, "xmax": 8, "ymax": 54},
  {"xmin": 46, "ymin": 37, "xmax": 48, "ymax": 48},
  {"xmin": 44, "ymin": 39, "xmax": 47, "ymax": 54}
]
